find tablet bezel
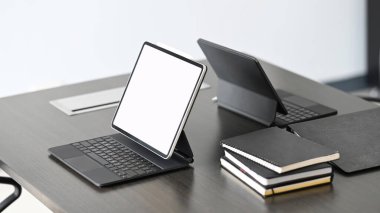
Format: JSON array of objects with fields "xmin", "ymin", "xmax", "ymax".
[{"xmin": 111, "ymin": 42, "xmax": 206, "ymax": 159}]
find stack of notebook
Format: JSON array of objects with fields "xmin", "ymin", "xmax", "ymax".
[{"xmin": 220, "ymin": 127, "xmax": 340, "ymax": 197}]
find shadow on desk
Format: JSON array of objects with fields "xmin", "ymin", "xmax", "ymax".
[{"xmin": 216, "ymin": 108, "xmax": 265, "ymax": 139}]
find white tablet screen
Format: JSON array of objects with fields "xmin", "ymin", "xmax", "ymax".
[{"xmin": 113, "ymin": 43, "xmax": 204, "ymax": 158}]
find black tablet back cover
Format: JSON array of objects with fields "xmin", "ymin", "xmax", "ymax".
[{"xmin": 290, "ymin": 108, "xmax": 380, "ymax": 173}]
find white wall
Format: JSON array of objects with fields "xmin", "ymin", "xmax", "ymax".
[{"xmin": 0, "ymin": 0, "xmax": 366, "ymax": 97}]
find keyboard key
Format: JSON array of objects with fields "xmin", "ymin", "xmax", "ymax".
[
  {"xmin": 81, "ymin": 141, "xmax": 91, "ymax": 147},
  {"xmin": 126, "ymin": 170, "xmax": 137, "ymax": 178},
  {"xmin": 277, "ymin": 101, "xmax": 322, "ymax": 124},
  {"xmin": 88, "ymin": 140, "xmax": 97, "ymax": 144},
  {"xmin": 87, "ymin": 153, "xmax": 108, "ymax": 165},
  {"xmin": 135, "ymin": 170, "xmax": 146, "ymax": 175},
  {"xmin": 72, "ymin": 136, "xmax": 161, "ymax": 179}
]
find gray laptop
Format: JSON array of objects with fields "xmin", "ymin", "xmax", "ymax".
[
  {"xmin": 49, "ymin": 42, "xmax": 207, "ymax": 187},
  {"xmin": 198, "ymin": 38, "xmax": 337, "ymax": 127}
]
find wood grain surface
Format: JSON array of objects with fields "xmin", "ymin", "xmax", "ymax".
[{"xmin": 0, "ymin": 60, "xmax": 377, "ymax": 213}]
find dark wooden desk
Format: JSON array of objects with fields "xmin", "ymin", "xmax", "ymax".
[{"xmin": 0, "ymin": 60, "xmax": 378, "ymax": 213}]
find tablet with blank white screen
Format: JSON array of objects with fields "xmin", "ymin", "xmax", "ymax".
[{"xmin": 112, "ymin": 42, "xmax": 206, "ymax": 159}]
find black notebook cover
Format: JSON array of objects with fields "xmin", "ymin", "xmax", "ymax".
[
  {"xmin": 221, "ymin": 127, "xmax": 339, "ymax": 173},
  {"xmin": 225, "ymin": 151, "xmax": 332, "ymax": 187},
  {"xmin": 290, "ymin": 108, "xmax": 380, "ymax": 173}
]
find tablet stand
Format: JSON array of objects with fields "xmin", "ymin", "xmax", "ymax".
[
  {"xmin": 217, "ymin": 79, "xmax": 278, "ymax": 126},
  {"xmin": 173, "ymin": 131, "xmax": 194, "ymax": 163}
]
